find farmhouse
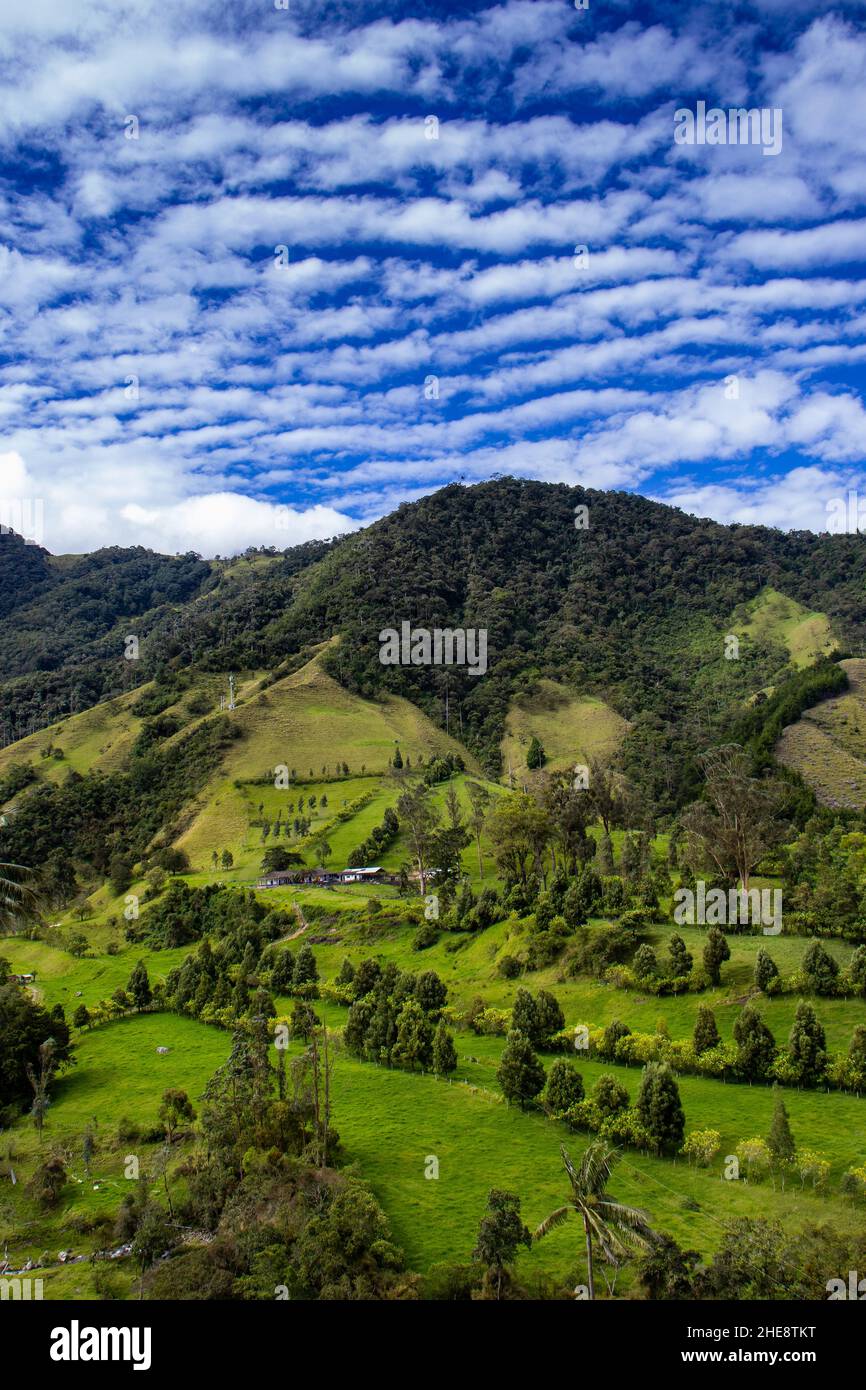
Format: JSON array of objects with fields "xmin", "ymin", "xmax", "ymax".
[
  {"xmin": 10, "ymin": 972, "xmax": 36, "ymax": 985},
  {"xmin": 339, "ymin": 865, "xmax": 385, "ymax": 883},
  {"xmin": 256, "ymin": 865, "xmax": 395, "ymax": 889}
]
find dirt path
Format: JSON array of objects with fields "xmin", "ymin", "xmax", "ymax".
[{"xmin": 283, "ymin": 901, "xmax": 309, "ymax": 941}]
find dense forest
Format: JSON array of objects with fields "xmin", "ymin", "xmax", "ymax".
[{"xmin": 2, "ymin": 479, "xmax": 864, "ymax": 810}]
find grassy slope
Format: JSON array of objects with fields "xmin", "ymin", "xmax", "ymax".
[
  {"xmin": 5, "ymin": 1006, "xmax": 863, "ymax": 1297},
  {"xmin": 777, "ymin": 658, "xmax": 866, "ymax": 809},
  {"xmin": 735, "ymin": 586, "xmax": 835, "ymax": 670},
  {"xmin": 500, "ymin": 679, "xmax": 630, "ymax": 783},
  {"xmin": 175, "ymin": 653, "xmax": 481, "ymax": 870}
]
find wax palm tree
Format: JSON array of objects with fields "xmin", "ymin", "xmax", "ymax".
[
  {"xmin": 535, "ymin": 1140, "xmax": 656, "ymax": 1299},
  {"xmin": 0, "ymin": 861, "xmax": 39, "ymax": 933}
]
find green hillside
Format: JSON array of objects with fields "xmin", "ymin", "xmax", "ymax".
[
  {"xmin": 777, "ymin": 658, "xmax": 866, "ymax": 808},
  {"xmin": 500, "ymin": 679, "xmax": 630, "ymax": 783}
]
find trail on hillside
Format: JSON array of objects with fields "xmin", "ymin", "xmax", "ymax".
[{"xmin": 284, "ymin": 901, "xmax": 308, "ymax": 941}]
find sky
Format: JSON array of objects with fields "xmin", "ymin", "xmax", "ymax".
[{"xmin": 1, "ymin": 0, "xmax": 866, "ymax": 556}]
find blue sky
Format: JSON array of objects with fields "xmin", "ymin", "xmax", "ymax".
[{"xmin": 1, "ymin": 0, "xmax": 866, "ymax": 554}]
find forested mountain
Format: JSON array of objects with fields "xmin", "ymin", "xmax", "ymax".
[{"xmin": 1, "ymin": 478, "xmax": 863, "ymax": 810}]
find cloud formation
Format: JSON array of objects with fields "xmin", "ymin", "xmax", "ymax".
[{"xmin": 0, "ymin": 1, "xmax": 864, "ymax": 552}]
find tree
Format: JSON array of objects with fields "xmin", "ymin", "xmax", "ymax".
[
  {"xmin": 767, "ymin": 1086, "xmax": 795, "ymax": 1166},
  {"xmin": 586, "ymin": 760, "xmax": 628, "ymax": 836},
  {"xmin": 598, "ymin": 833, "xmax": 615, "ymax": 875},
  {"xmin": 392, "ymin": 998, "xmax": 434, "ymax": 1071},
  {"xmin": 848, "ymin": 1025, "xmax": 866, "ymax": 1087},
  {"xmin": 432, "ymin": 1021, "xmax": 457, "ymax": 1076},
  {"xmin": 487, "ymin": 792, "xmax": 550, "ymax": 888},
  {"xmin": 290, "ymin": 1000, "xmax": 319, "ymax": 1042},
  {"xmin": 633, "ymin": 944, "xmax": 658, "ymax": 981},
  {"xmin": 313, "ymin": 836, "xmax": 333, "ymax": 871},
  {"xmin": 511, "ymin": 987, "xmax": 538, "ymax": 1041},
  {"xmin": 680, "ymin": 745, "xmax": 785, "ymax": 893},
  {"xmin": 593, "ymin": 1073, "xmax": 630, "ymax": 1119},
  {"xmin": 636, "ymin": 1061, "xmax": 685, "ymax": 1154},
  {"xmin": 25, "ymin": 1038, "xmax": 56, "ymax": 1143},
  {"xmin": 392, "ymin": 744, "xmax": 403, "ymax": 769},
  {"xmin": 28, "ymin": 1153, "xmax": 67, "ymax": 1208},
  {"xmin": 127, "ymin": 960, "xmax": 152, "ymax": 1011},
  {"xmin": 535, "ymin": 1142, "xmax": 656, "ymax": 1300},
  {"xmin": 465, "ymin": 780, "xmax": 491, "ymax": 878},
  {"xmin": 735, "ymin": 1137, "xmax": 772, "ymax": 1183},
  {"xmin": 0, "ymin": 860, "xmax": 40, "ymax": 933},
  {"xmin": 158, "ymin": 1088, "xmax": 196, "ymax": 1142},
  {"xmin": 73, "ymin": 1003, "xmax": 90, "ymax": 1029},
  {"xmin": 472, "ymin": 1189, "xmax": 531, "ymax": 1299},
  {"xmin": 294, "ymin": 944, "xmax": 319, "ymax": 985},
  {"xmin": 132, "ymin": 1201, "xmax": 177, "ymax": 1298},
  {"xmin": 543, "ymin": 1059, "xmax": 584, "ymax": 1116},
  {"xmin": 788, "ymin": 1001, "xmax": 827, "ymax": 1086},
  {"xmin": 667, "ymin": 933, "xmax": 693, "ymax": 978},
  {"xmin": 754, "ymin": 949, "xmax": 779, "ymax": 993},
  {"xmin": 220, "ymin": 849, "xmax": 233, "ymax": 870},
  {"xmin": 260, "ymin": 846, "xmax": 294, "ymax": 873},
  {"xmin": 396, "ymin": 783, "xmax": 439, "ymax": 894},
  {"xmin": 703, "ymin": 927, "xmax": 730, "ymax": 986},
  {"xmin": 269, "ymin": 949, "xmax": 295, "ymax": 993},
  {"xmin": 109, "ymin": 854, "xmax": 134, "ymax": 898},
  {"xmin": 335, "ymin": 957, "xmax": 355, "ymax": 987},
  {"xmin": 693, "ymin": 1005, "xmax": 720, "ymax": 1055},
  {"xmin": 497, "ymin": 1030, "xmax": 546, "ymax": 1109},
  {"xmin": 682, "ymin": 1129, "xmax": 721, "ymax": 1168},
  {"xmin": 534, "ymin": 989, "xmax": 565, "ymax": 1046},
  {"xmin": 801, "ymin": 941, "xmax": 840, "ymax": 996},
  {"xmin": 733, "ymin": 1004, "xmax": 776, "ymax": 1080},
  {"xmin": 526, "ymin": 735, "xmax": 546, "ymax": 770}
]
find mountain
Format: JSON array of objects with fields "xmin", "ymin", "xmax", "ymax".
[{"xmin": 0, "ymin": 477, "xmax": 863, "ymax": 850}]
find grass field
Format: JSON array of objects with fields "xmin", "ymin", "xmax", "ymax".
[
  {"xmin": 734, "ymin": 587, "xmax": 836, "ymax": 670},
  {"xmin": 5, "ymin": 1004, "xmax": 864, "ymax": 1297},
  {"xmin": 175, "ymin": 653, "xmax": 481, "ymax": 869},
  {"xmin": 500, "ymin": 679, "xmax": 630, "ymax": 783},
  {"xmin": 777, "ymin": 658, "xmax": 866, "ymax": 809},
  {"xmin": 3, "ymin": 630, "xmax": 865, "ymax": 1301}
]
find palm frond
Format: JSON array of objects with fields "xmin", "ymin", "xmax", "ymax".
[
  {"xmin": 534, "ymin": 1205, "xmax": 571, "ymax": 1241},
  {"xmin": 0, "ymin": 861, "xmax": 40, "ymax": 929}
]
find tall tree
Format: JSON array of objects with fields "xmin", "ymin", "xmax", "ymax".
[
  {"xmin": 693, "ymin": 1004, "xmax": 720, "ymax": 1055},
  {"xmin": 788, "ymin": 1001, "xmax": 827, "ymax": 1086},
  {"xmin": 465, "ymin": 780, "xmax": 491, "ymax": 878},
  {"xmin": 0, "ymin": 860, "xmax": 39, "ymax": 933},
  {"xmin": 396, "ymin": 783, "xmax": 439, "ymax": 895},
  {"xmin": 636, "ymin": 1061, "xmax": 685, "ymax": 1155},
  {"xmin": 472, "ymin": 1189, "xmax": 531, "ymax": 1299},
  {"xmin": 497, "ymin": 1030, "xmax": 545, "ymax": 1109},
  {"xmin": 767, "ymin": 1085, "xmax": 796, "ymax": 1165},
  {"xmin": 681, "ymin": 744, "xmax": 785, "ymax": 892},
  {"xmin": 535, "ymin": 1142, "xmax": 656, "ymax": 1300},
  {"xmin": 733, "ymin": 1004, "xmax": 776, "ymax": 1081}
]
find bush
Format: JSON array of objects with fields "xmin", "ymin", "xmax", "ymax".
[
  {"xmin": 498, "ymin": 954, "xmax": 523, "ymax": 979},
  {"xmin": 412, "ymin": 923, "xmax": 439, "ymax": 951}
]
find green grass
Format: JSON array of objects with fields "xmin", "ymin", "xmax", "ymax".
[
  {"xmin": 7, "ymin": 1007, "xmax": 864, "ymax": 1297},
  {"xmin": 777, "ymin": 658, "xmax": 866, "ymax": 809},
  {"xmin": 500, "ymin": 679, "xmax": 630, "ymax": 782},
  {"xmin": 1, "ymin": 1014, "xmax": 231, "ymax": 1278},
  {"xmin": 0, "ymin": 936, "xmax": 192, "ymax": 1011},
  {"xmin": 735, "ymin": 587, "xmax": 835, "ymax": 670}
]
